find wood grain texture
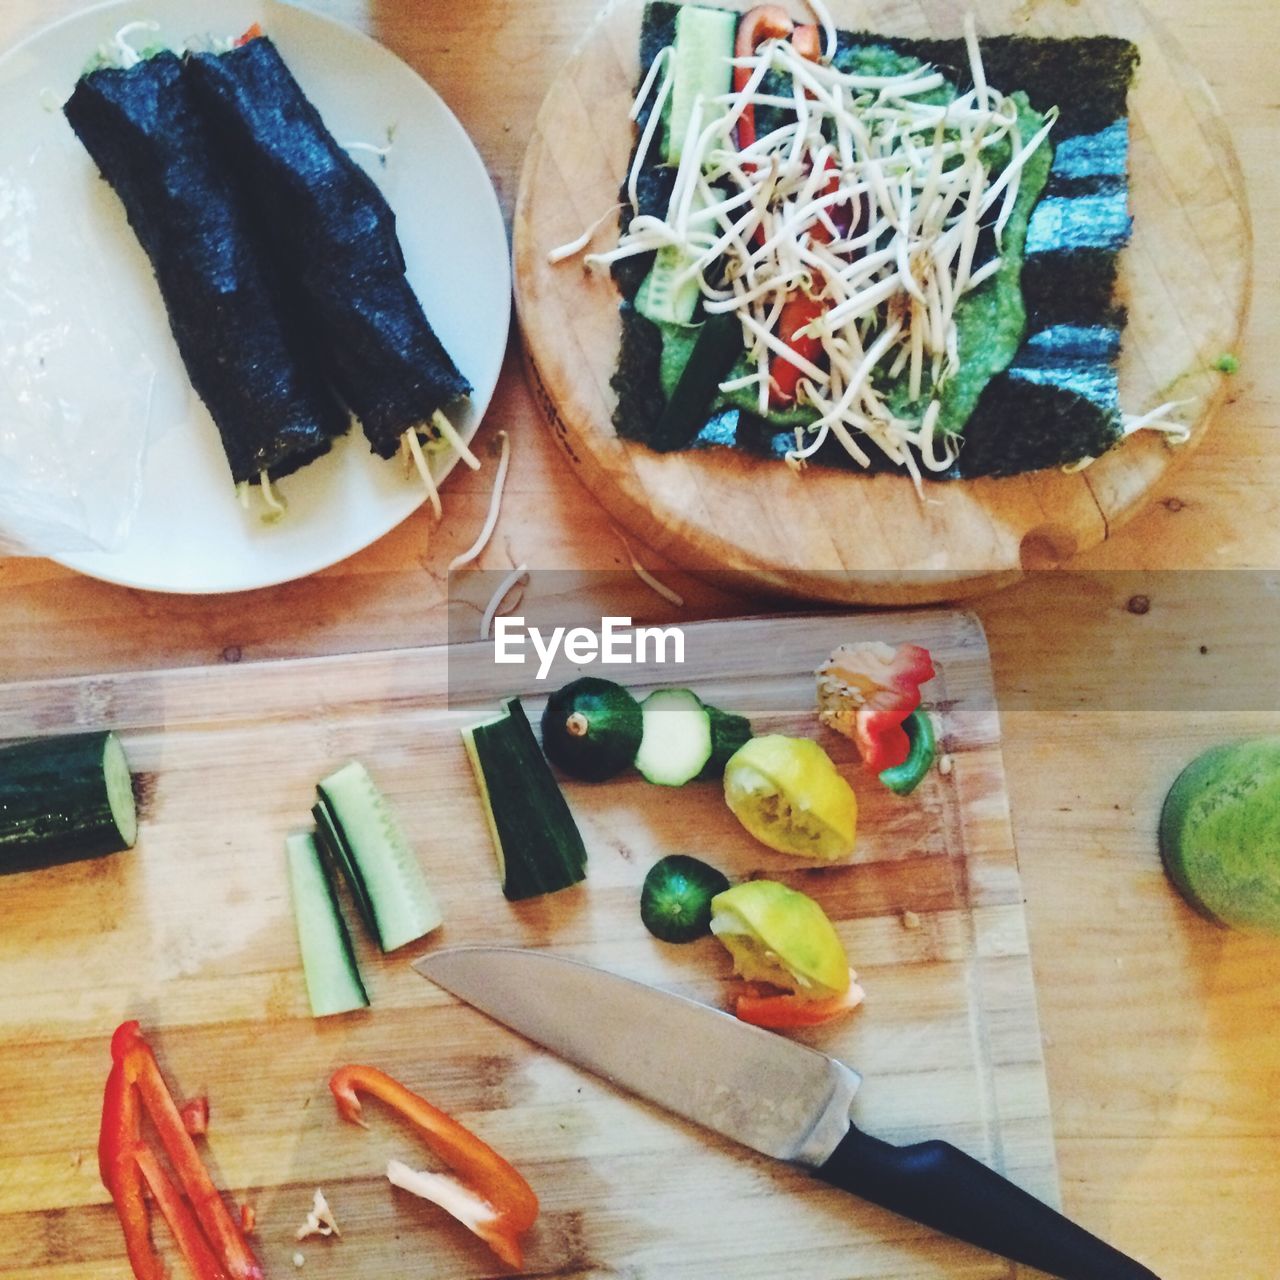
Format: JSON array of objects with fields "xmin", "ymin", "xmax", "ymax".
[
  {"xmin": 0, "ymin": 1, "xmax": 1277, "ymax": 1277},
  {"xmin": 0, "ymin": 610, "xmax": 1062, "ymax": 1278},
  {"xmin": 513, "ymin": 0, "xmax": 1252, "ymax": 603}
]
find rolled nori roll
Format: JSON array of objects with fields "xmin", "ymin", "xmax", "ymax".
[
  {"xmin": 186, "ymin": 37, "xmax": 472, "ymax": 460},
  {"xmin": 64, "ymin": 52, "xmax": 348, "ymax": 485}
]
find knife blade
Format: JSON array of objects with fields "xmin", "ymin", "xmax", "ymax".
[{"xmin": 414, "ymin": 946, "xmax": 1161, "ymax": 1280}]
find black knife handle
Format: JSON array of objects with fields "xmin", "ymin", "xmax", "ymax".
[{"xmin": 815, "ymin": 1125, "xmax": 1160, "ymax": 1279}]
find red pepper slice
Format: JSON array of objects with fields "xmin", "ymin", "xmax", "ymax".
[
  {"xmin": 733, "ymin": 6, "xmax": 794, "ymax": 152},
  {"xmin": 99, "ymin": 1062, "xmax": 166, "ymax": 1280},
  {"xmin": 181, "ymin": 1096, "xmax": 210, "ymax": 1138},
  {"xmin": 819, "ymin": 643, "xmax": 936, "ymax": 771},
  {"xmin": 235, "ymin": 23, "xmax": 263, "ymax": 47},
  {"xmin": 110, "ymin": 1022, "xmax": 263, "ymax": 1280},
  {"xmin": 734, "ymin": 971, "xmax": 865, "ymax": 1028},
  {"xmin": 330, "ymin": 1064, "xmax": 539, "ymax": 1268},
  {"xmin": 770, "ymin": 292, "xmax": 826, "ymax": 407},
  {"xmin": 134, "ymin": 1145, "xmax": 229, "ymax": 1280}
]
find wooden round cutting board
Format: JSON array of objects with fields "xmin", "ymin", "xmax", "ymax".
[{"xmin": 514, "ymin": 0, "xmax": 1251, "ymax": 604}]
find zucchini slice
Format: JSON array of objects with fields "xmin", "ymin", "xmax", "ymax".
[
  {"xmin": 315, "ymin": 761, "xmax": 443, "ymax": 952},
  {"xmin": 285, "ymin": 832, "xmax": 369, "ymax": 1018},
  {"xmin": 696, "ymin": 704, "xmax": 754, "ymax": 781},
  {"xmin": 0, "ymin": 731, "xmax": 137, "ymax": 872},
  {"xmin": 540, "ymin": 677, "xmax": 643, "ymax": 782},
  {"xmin": 634, "ymin": 689, "xmax": 713, "ymax": 787},
  {"xmin": 463, "ymin": 698, "xmax": 587, "ymax": 901},
  {"xmin": 640, "ymin": 854, "xmax": 731, "ymax": 943}
]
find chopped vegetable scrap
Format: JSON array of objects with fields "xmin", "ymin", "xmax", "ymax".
[
  {"xmin": 99, "ymin": 1021, "xmax": 263, "ymax": 1280},
  {"xmin": 816, "ymin": 641, "xmax": 935, "ymax": 771},
  {"xmin": 588, "ymin": 1, "xmax": 1151, "ymax": 478},
  {"xmin": 179, "ymin": 1096, "xmax": 209, "ymax": 1138},
  {"xmin": 330, "ymin": 1065, "xmax": 539, "ymax": 1269},
  {"xmin": 295, "ymin": 1188, "xmax": 341, "ymax": 1241},
  {"xmin": 723, "ymin": 734, "xmax": 857, "ymax": 859},
  {"xmin": 878, "ymin": 707, "xmax": 937, "ymax": 796},
  {"xmin": 710, "ymin": 880, "xmax": 864, "ymax": 1028}
]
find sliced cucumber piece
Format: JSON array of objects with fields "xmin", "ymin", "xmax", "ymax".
[
  {"xmin": 665, "ymin": 4, "xmax": 737, "ymax": 164},
  {"xmin": 541, "ymin": 678, "xmax": 643, "ymax": 782},
  {"xmin": 0, "ymin": 731, "xmax": 137, "ymax": 872},
  {"xmin": 315, "ymin": 761, "xmax": 443, "ymax": 953},
  {"xmin": 647, "ymin": 311, "xmax": 742, "ymax": 450},
  {"xmin": 696, "ymin": 704, "xmax": 754, "ymax": 780},
  {"xmin": 312, "ymin": 798, "xmax": 375, "ymax": 937},
  {"xmin": 464, "ymin": 699, "xmax": 588, "ymax": 901},
  {"xmin": 635, "ymin": 244, "xmax": 702, "ymax": 326},
  {"xmin": 285, "ymin": 832, "xmax": 369, "ymax": 1018},
  {"xmin": 635, "ymin": 689, "xmax": 713, "ymax": 787}
]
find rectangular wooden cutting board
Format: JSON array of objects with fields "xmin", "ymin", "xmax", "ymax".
[{"xmin": 0, "ymin": 610, "xmax": 1055, "ymax": 1279}]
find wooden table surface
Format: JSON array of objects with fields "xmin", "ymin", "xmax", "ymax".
[{"xmin": 0, "ymin": 2, "xmax": 1276, "ymax": 1278}]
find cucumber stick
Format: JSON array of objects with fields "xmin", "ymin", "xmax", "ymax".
[
  {"xmin": 285, "ymin": 832, "xmax": 369, "ymax": 1018},
  {"xmin": 636, "ymin": 5, "xmax": 736, "ymax": 325},
  {"xmin": 648, "ymin": 311, "xmax": 742, "ymax": 450},
  {"xmin": 463, "ymin": 698, "xmax": 587, "ymax": 901},
  {"xmin": 666, "ymin": 5, "xmax": 737, "ymax": 165},
  {"xmin": 0, "ymin": 731, "xmax": 136, "ymax": 871},
  {"xmin": 315, "ymin": 761, "xmax": 442, "ymax": 952}
]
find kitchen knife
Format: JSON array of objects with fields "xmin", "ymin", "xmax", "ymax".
[{"xmin": 413, "ymin": 946, "xmax": 1161, "ymax": 1280}]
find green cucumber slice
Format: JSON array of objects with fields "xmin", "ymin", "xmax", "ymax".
[
  {"xmin": 464, "ymin": 698, "xmax": 588, "ymax": 901},
  {"xmin": 647, "ymin": 311, "xmax": 742, "ymax": 450},
  {"xmin": 312, "ymin": 798, "xmax": 376, "ymax": 938},
  {"xmin": 697, "ymin": 704, "xmax": 754, "ymax": 780},
  {"xmin": 635, "ymin": 242, "xmax": 703, "ymax": 326},
  {"xmin": 315, "ymin": 761, "xmax": 443, "ymax": 952},
  {"xmin": 635, "ymin": 689, "xmax": 713, "ymax": 786},
  {"xmin": 665, "ymin": 4, "xmax": 737, "ymax": 164},
  {"xmin": 0, "ymin": 731, "xmax": 137, "ymax": 871},
  {"xmin": 541, "ymin": 678, "xmax": 643, "ymax": 782},
  {"xmin": 285, "ymin": 832, "xmax": 369, "ymax": 1018}
]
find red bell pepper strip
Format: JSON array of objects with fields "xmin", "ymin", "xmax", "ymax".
[
  {"xmin": 99, "ymin": 1062, "xmax": 166, "ymax": 1280},
  {"xmin": 770, "ymin": 292, "xmax": 826, "ymax": 407},
  {"xmin": 134, "ymin": 1145, "xmax": 229, "ymax": 1280},
  {"xmin": 330, "ymin": 1064, "xmax": 539, "ymax": 1268},
  {"xmin": 733, "ymin": 6, "xmax": 794, "ymax": 152},
  {"xmin": 181, "ymin": 1096, "xmax": 210, "ymax": 1138},
  {"xmin": 235, "ymin": 23, "xmax": 263, "ymax": 46},
  {"xmin": 734, "ymin": 971, "xmax": 866, "ymax": 1029},
  {"xmin": 110, "ymin": 1022, "xmax": 264, "ymax": 1280},
  {"xmin": 819, "ymin": 643, "xmax": 936, "ymax": 771}
]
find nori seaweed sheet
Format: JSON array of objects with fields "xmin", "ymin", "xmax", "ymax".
[
  {"xmin": 63, "ymin": 53, "xmax": 348, "ymax": 484},
  {"xmin": 185, "ymin": 37, "xmax": 471, "ymax": 459},
  {"xmin": 612, "ymin": 2, "xmax": 1140, "ymax": 478}
]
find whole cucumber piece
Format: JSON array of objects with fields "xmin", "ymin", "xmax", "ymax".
[{"xmin": 0, "ymin": 731, "xmax": 137, "ymax": 872}]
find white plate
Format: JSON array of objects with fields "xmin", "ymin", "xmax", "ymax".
[{"xmin": 0, "ymin": 0, "xmax": 510, "ymax": 593}]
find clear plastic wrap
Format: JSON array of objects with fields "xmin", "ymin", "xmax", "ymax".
[{"xmin": 0, "ymin": 140, "xmax": 160, "ymax": 556}]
